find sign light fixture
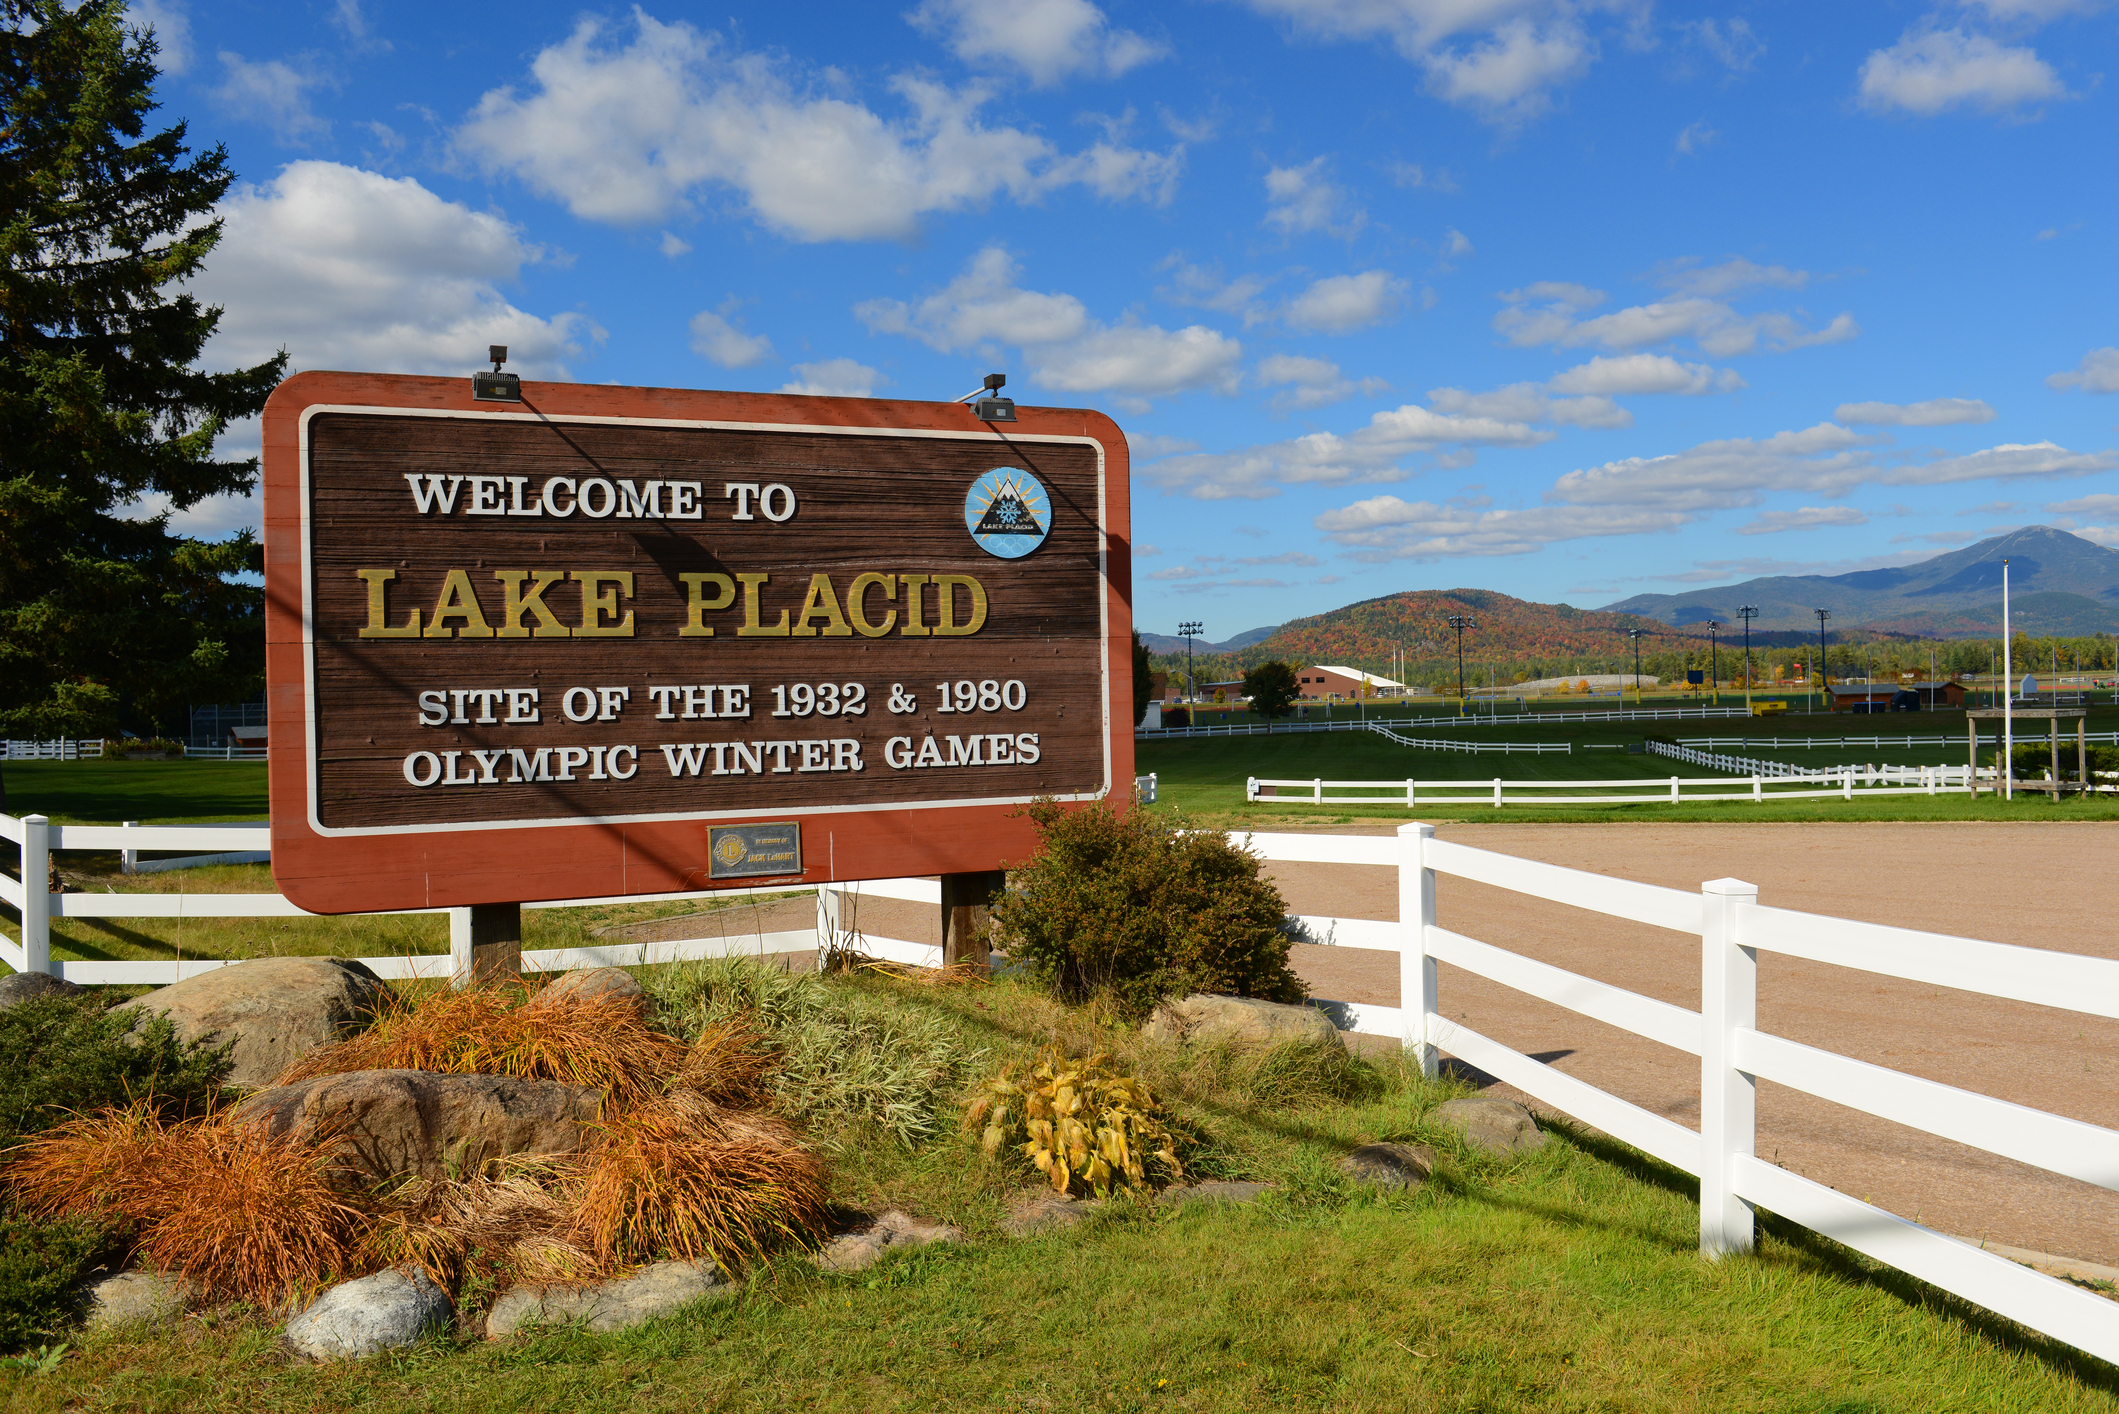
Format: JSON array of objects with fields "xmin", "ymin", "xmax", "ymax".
[{"xmin": 471, "ymin": 344, "xmax": 522, "ymax": 403}]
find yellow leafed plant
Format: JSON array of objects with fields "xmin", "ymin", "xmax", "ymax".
[{"xmin": 964, "ymin": 1048, "xmax": 1183, "ymax": 1197}]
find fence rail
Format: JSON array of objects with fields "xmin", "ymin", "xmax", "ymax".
[
  {"xmin": 1139, "ymin": 704, "xmax": 1756, "ymax": 739},
  {"xmin": 1677, "ymin": 731, "xmax": 2119, "ymax": 751},
  {"xmin": 1247, "ymin": 764, "xmax": 1977, "ymax": 808},
  {"xmin": 6, "ymin": 809, "xmax": 2117, "ymax": 1363}
]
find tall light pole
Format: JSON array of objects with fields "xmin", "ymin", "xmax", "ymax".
[
  {"xmin": 1813, "ymin": 608, "xmax": 1831, "ymax": 715},
  {"xmin": 1628, "ymin": 628, "xmax": 1649, "ymax": 706},
  {"xmin": 1447, "ymin": 614, "xmax": 1475, "ymax": 716},
  {"xmin": 1178, "ymin": 621, "xmax": 1203, "ymax": 702},
  {"xmin": 1738, "ymin": 605, "xmax": 1759, "ymax": 714},
  {"xmin": 1705, "ymin": 620, "xmax": 1721, "ymax": 706}
]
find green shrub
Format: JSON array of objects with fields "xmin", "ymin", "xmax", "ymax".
[
  {"xmin": 0, "ymin": 994, "xmax": 230, "ymax": 1154},
  {"xmin": 0, "ymin": 1212, "xmax": 102, "ymax": 1352},
  {"xmin": 645, "ymin": 958, "xmax": 982, "ymax": 1149},
  {"xmin": 991, "ymin": 799, "xmax": 1304, "ymax": 1018}
]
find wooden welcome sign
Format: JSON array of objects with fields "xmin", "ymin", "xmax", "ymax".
[{"xmin": 261, "ymin": 372, "xmax": 1133, "ymax": 914}]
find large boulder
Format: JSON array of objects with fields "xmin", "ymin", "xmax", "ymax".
[
  {"xmin": 485, "ymin": 1260, "xmax": 728, "ymax": 1339},
  {"xmin": 1433, "ymin": 1096, "xmax": 1547, "ymax": 1156},
  {"xmin": 82, "ymin": 1270, "xmax": 198, "ymax": 1330},
  {"xmin": 816, "ymin": 1209, "xmax": 964, "ymax": 1273},
  {"xmin": 284, "ymin": 1267, "xmax": 451, "ymax": 1360},
  {"xmin": 528, "ymin": 967, "xmax": 643, "ymax": 1011},
  {"xmin": 125, "ymin": 957, "xmax": 387, "ymax": 1088},
  {"xmin": 1142, "ymin": 993, "xmax": 1341, "ymax": 1049},
  {"xmin": 1337, "ymin": 1142, "xmax": 1437, "ymax": 1190},
  {"xmin": 0, "ymin": 971, "xmax": 83, "ymax": 1009},
  {"xmin": 233, "ymin": 1069, "xmax": 604, "ymax": 1189}
]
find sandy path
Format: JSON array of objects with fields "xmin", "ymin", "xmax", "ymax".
[{"xmin": 1263, "ymin": 821, "xmax": 2119, "ymax": 1266}]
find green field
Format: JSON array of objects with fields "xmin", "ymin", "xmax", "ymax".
[
  {"xmin": 0, "ymin": 759, "xmax": 269, "ymax": 824},
  {"xmin": 1138, "ymin": 708, "xmax": 2119, "ymax": 827}
]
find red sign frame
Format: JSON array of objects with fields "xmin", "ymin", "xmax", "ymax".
[{"xmin": 261, "ymin": 371, "xmax": 1134, "ymax": 914}]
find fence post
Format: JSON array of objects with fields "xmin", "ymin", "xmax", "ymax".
[
  {"xmin": 1842, "ymin": 770, "xmax": 1852, "ymax": 801},
  {"xmin": 1313, "ymin": 777, "xmax": 1322, "ymax": 805},
  {"xmin": 1405, "ymin": 779, "xmax": 1415, "ymax": 809},
  {"xmin": 1246, "ymin": 777, "xmax": 1256, "ymax": 802},
  {"xmin": 1670, "ymin": 775, "xmax": 1680, "ymax": 804},
  {"xmin": 1700, "ymin": 876, "xmax": 1759, "ymax": 1258},
  {"xmin": 1492, "ymin": 777, "xmax": 1502, "ymax": 809},
  {"xmin": 121, "ymin": 820, "xmax": 138, "ymax": 876},
  {"xmin": 448, "ymin": 907, "xmax": 474, "ymax": 986},
  {"xmin": 1398, "ymin": 822, "xmax": 1437, "ymax": 1077},
  {"xmin": 1752, "ymin": 774, "xmax": 1761, "ymax": 803},
  {"xmin": 22, "ymin": 814, "xmax": 51, "ymax": 975}
]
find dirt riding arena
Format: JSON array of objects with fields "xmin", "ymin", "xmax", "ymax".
[{"xmin": 633, "ymin": 822, "xmax": 2119, "ymax": 1269}]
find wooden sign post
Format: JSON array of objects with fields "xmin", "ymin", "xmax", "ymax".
[{"xmin": 261, "ymin": 372, "xmax": 1133, "ymax": 954}]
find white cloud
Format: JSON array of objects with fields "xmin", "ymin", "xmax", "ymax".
[
  {"xmin": 1657, "ymin": 257, "xmax": 1810, "ymax": 299},
  {"xmin": 1858, "ymin": 29, "xmax": 2068, "ymax": 116},
  {"xmin": 1134, "ymin": 542, "xmax": 1164, "ymax": 556},
  {"xmin": 194, "ymin": 162, "xmax": 584, "ymax": 379},
  {"xmin": 456, "ymin": 12, "xmax": 1181, "ymax": 240},
  {"xmin": 2047, "ymin": 348, "xmax": 2119, "ymax": 393},
  {"xmin": 1256, "ymin": 354, "xmax": 1388, "ymax": 413},
  {"xmin": 1877, "ymin": 441, "xmax": 2116, "ymax": 485},
  {"xmin": 1314, "ymin": 495, "xmax": 1690, "ymax": 560},
  {"xmin": 909, "ymin": 0, "xmax": 1163, "ymax": 86},
  {"xmin": 126, "ymin": 0, "xmax": 192, "ymax": 73},
  {"xmin": 1548, "ymin": 354, "xmax": 1745, "ymax": 395},
  {"xmin": 1834, "ymin": 397, "xmax": 1996, "ymax": 425},
  {"xmin": 1263, "ymin": 158, "xmax": 1364, "ymax": 237},
  {"xmin": 1156, "ymin": 259, "xmax": 1276, "ymax": 326},
  {"xmin": 1143, "ymin": 401, "xmax": 1555, "ymax": 501},
  {"xmin": 1493, "ymin": 286, "xmax": 1857, "ymax": 356},
  {"xmin": 1960, "ymin": 0, "xmax": 2111, "ymax": 18},
  {"xmin": 214, "ymin": 52, "xmax": 333, "ymax": 143},
  {"xmin": 858, "ymin": 247, "xmax": 1239, "ymax": 408},
  {"xmin": 778, "ymin": 358, "xmax": 885, "ymax": 397},
  {"xmin": 1125, "ymin": 433, "xmax": 1200, "ymax": 458},
  {"xmin": 1682, "ymin": 17, "xmax": 1764, "ymax": 72},
  {"xmin": 1285, "ymin": 270, "xmax": 1405, "ymax": 331},
  {"xmin": 332, "ymin": 0, "xmax": 376, "ymax": 43},
  {"xmin": 1237, "ymin": 551, "xmax": 1323, "ymax": 566},
  {"xmin": 2046, "ymin": 493, "xmax": 2119, "ymax": 515},
  {"xmin": 1735, "ymin": 506, "xmax": 1871, "ymax": 535},
  {"xmin": 1427, "ymin": 382, "xmax": 1629, "ymax": 429},
  {"xmin": 1422, "ymin": 17, "xmax": 1592, "ymax": 121},
  {"xmin": 1389, "ymin": 161, "xmax": 1459, "ymax": 192},
  {"xmin": 688, "ymin": 309, "xmax": 773, "ymax": 367},
  {"xmin": 1674, "ymin": 121, "xmax": 1716, "ymax": 155},
  {"xmin": 659, "ymin": 231, "xmax": 692, "ymax": 258},
  {"xmin": 1148, "ymin": 564, "xmax": 1201, "ymax": 580},
  {"xmin": 1236, "ymin": 1, "xmax": 1595, "ymax": 122},
  {"xmin": 1552, "ymin": 424, "xmax": 1881, "ymax": 511},
  {"xmin": 856, "ymin": 247, "xmax": 1089, "ymax": 351},
  {"xmin": 1032, "ymin": 323, "xmax": 1244, "ymax": 401},
  {"xmin": 1441, "ymin": 227, "xmax": 1474, "ymax": 258}
]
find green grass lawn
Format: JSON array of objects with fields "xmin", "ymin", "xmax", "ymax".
[
  {"xmin": 1, "ymin": 759, "xmax": 268, "ymax": 824},
  {"xmin": 10, "ymin": 967, "xmax": 2116, "ymax": 1412},
  {"xmin": 1138, "ymin": 719, "xmax": 2119, "ymax": 828}
]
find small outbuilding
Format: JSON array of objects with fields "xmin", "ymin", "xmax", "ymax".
[{"xmin": 1297, "ymin": 665, "xmax": 1406, "ymax": 700}]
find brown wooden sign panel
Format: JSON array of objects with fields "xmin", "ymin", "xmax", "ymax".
[{"xmin": 262, "ymin": 372, "xmax": 1133, "ymax": 914}]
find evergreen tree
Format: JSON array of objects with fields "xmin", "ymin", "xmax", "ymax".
[{"xmin": 0, "ymin": 0, "xmax": 284, "ymax": 740}]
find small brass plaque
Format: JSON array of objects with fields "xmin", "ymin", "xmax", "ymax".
[{"xmin": 706, "ymin": 822, "xmax": 803, "ymax": 879}]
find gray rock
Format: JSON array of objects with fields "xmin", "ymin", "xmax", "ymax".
[
  {"xmin": 1337, "ymin": 1142, "xmax": 1437, "ymax": 1190},
  {"xmin": 125, "ymin": 957, "xmax": 387, "ymax": 1088},
  {"xmin": 817, "ymin": 1209, "xmax": 965, "ymax": 1272},
  {"xmin": 234, "ymin": 1069, "xmax": 603, "ymax": 1189},
  {"xmin": 284, "ymin": 1266, "xmax": 451, "ymax": 1360},
  {"xmin": 0, "ymin": 972, "xmax": 84, "ymax": 1008},
  {"xmin": 1142, "ymin": 993, "xmax": 1341, "ymax": 1049},
  {"xmin": 529, "ymin": 967, "xmax": 643, "ymax": 1011},
  {"xmin": 485, "ymin": 1260, "xmax": 728, "ymax": 1339},
  {"xmin": 83, "ymin": 1270, "xmax": 198, "ymax": 1329},
  {"xmin": 1156, "ymin": 1181, "xmax": 1275, "ymax": 1208},
  {"xmin": 1001, "ymin": 1194, "xmax": 1093, "ymax": 1236},
  {"xmin": 1433, "ymin": 1096, "xmax": 1546, "ymax": 1155}
]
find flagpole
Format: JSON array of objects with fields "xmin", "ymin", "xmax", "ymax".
[{"xmin": 2003, "ymin": 558, "xmax": 2013, "ymax": 803}]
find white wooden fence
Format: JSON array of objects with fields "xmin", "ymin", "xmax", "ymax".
[
  {"xmin": 8, "ymin": 810, "xmax": 2118, "ymax": 1363},
  {"xmin": 1239, "ymin": 825, "xmax": 2119, "ymax": 1367},
  {"xmin": 5, "ymin": 739, "xmax": 106, "ymax": 760},
  {"xmin": 1678, "ymin": 732, "xmax": 2119, "ymax": 751},
  {"xmin": 1246, "ymin": 767, "xmax": 1978, "ymax": 808},
  {"xmin": 1139, "ymin": 704, "xmax": 1754, "ymax": 739},
  {"xmin": 1647, "ymin": 741, "xmax": 1981, "ymax": 793}
]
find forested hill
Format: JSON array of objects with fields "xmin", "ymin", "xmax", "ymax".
[{"xmin": 1178, "ymin": 588, "xmax": 1683, "ymax": 681}]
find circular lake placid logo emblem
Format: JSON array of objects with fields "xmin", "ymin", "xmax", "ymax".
[
  {"xmin": 965, "ymin": 467, "xmax": 1051, "ymax": 559},
  {"xmin": 713, "ymin": 833, "xmax": 750, "ymax": 869}
]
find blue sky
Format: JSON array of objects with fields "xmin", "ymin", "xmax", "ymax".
[{"xmin": 136, "ymin": 0, "xmax": 2119, "ymax": 639}]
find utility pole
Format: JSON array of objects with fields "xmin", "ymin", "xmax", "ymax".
[
  {"xmin": 1178, "ymin": 621, "xmax": 1203, "ymax": 703},
  {"xmin": 1705, "ymin": 620, "xmax": 1721, "ymax": 707},
  {"xmin": 1447, "ymin": 614, "xmax": 1475, "ymax": 716},
  {"xmin": 1813, "ymin": 608, "xmax": 1831, "ymax": 715},
  {"xmin": 1738, "ymin": 605, "xmax": 1759, "ymax": 714},
  {"xmin": 1628, "ymin": 628, "xmax": 1649, "ymax": 706}
]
